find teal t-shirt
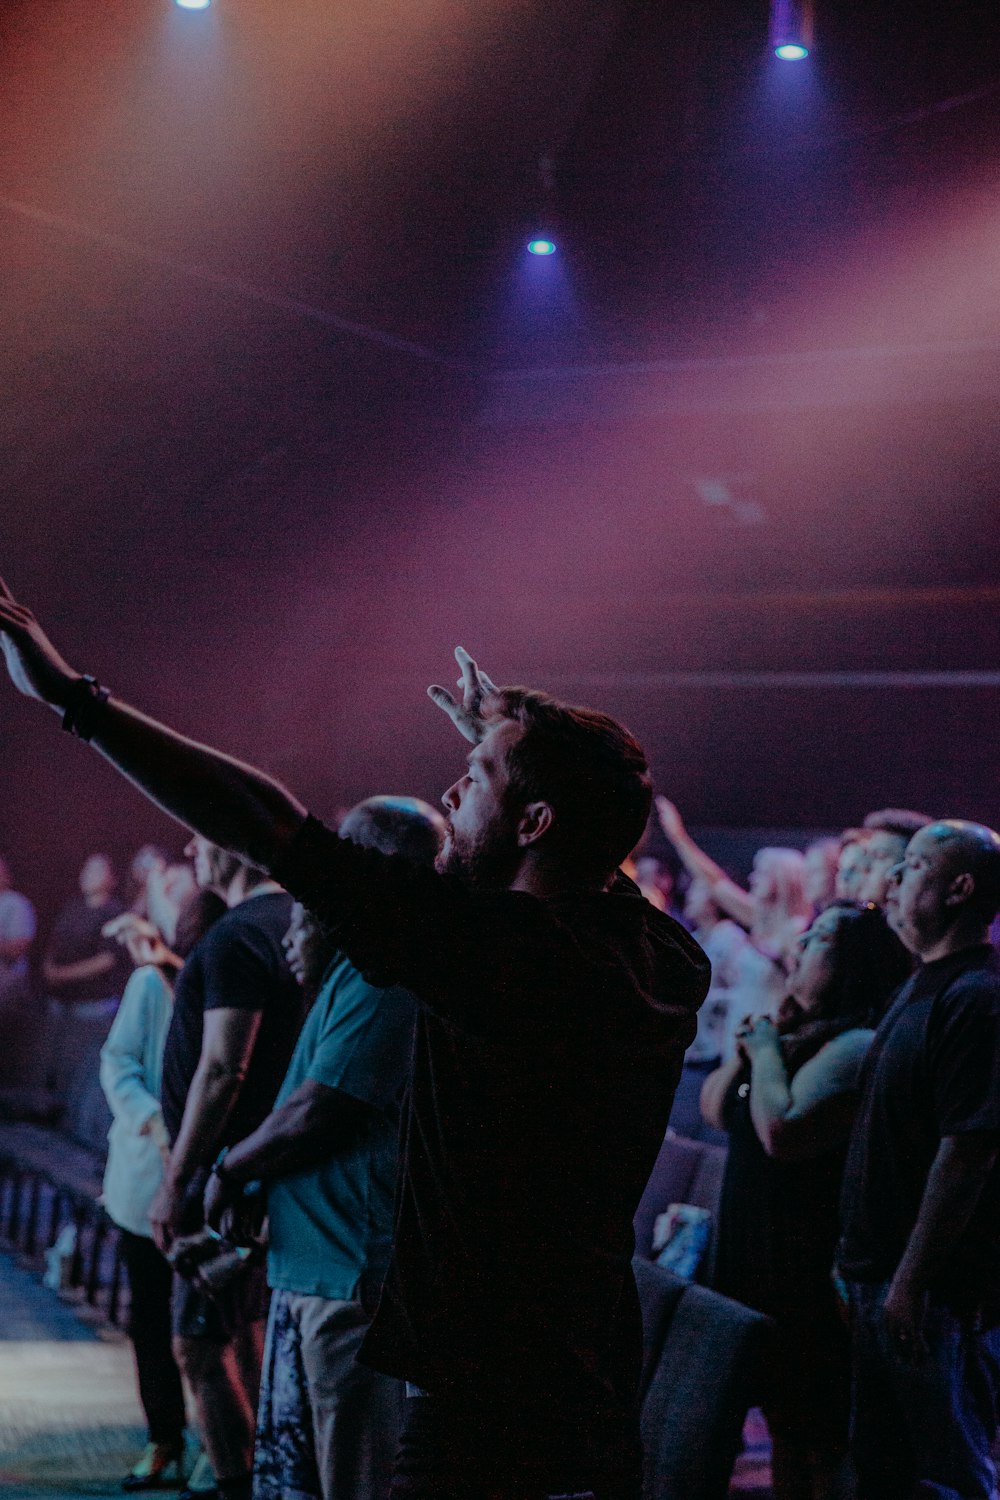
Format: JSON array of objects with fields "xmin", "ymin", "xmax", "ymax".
[{"xmin": 265, "ymin": 954, "xmax": 416, "ymax": 1302}]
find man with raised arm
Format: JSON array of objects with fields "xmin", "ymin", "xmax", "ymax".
[{"xmin": 0, "ymin": 579, "xmax": 710, "ymax": 1500}]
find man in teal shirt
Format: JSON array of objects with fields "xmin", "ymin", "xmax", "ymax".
[{"xmin": 205, "ymin": 797, "xmax": 443, "ymax": 1500}]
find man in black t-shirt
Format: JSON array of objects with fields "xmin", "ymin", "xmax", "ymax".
[
  {"xmin": 151, "ymin": 834, "xmax": 303, "ymax": 1500},
  {"xmin": 0, "ymin": 596, "xmax": 710, "ymax": 1500},
  {"xmin": 42, "ymin": 852, "xmax": 131, "ymax": 1105},
  {"xmin": 839, "ymin": 820, "xmax": 1000, "ymax": 1500},
  {"xmin": 43, "ymin": 852, "xmax": 130, "ymax": 1005}
]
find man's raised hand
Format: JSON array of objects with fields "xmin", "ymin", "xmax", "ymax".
[
  {"xmin": 428, "ymin": 646, "xmax": 499, "ymax": 745},
  {"xmin": 0, "ymin": 577, "xmax": 79, "ymax": 711}
]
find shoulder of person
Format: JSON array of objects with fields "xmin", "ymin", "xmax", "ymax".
[
  {"xmin": 130, "ymin": 963, "xmax": 173, "ymax": 1001},
  {"xmin": 936, "ymin": 960, "xmax": 1000, "ymax": 1010},
  {"xmin": 202, "ymin": 897, "xmax": 275, "ymax": 945},
  {"xmin": 321, "ymin": 955, "xmax": 413, "ymax": 1011},
  {"xmin": 795, "ymin": 1027, "xmax": 874, "ymax": 1088},
  {"xmin": 816, "ymin": 1026, "xmax": 875, "ymax": 1061},
  {"xmin": 200, "ymin": 897, "xmax": 295, "ymax": 988}
]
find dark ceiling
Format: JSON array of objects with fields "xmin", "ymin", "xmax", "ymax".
[{"xmin": 2, "ymin": 0, "xmax": 1000, "ymax": 912}]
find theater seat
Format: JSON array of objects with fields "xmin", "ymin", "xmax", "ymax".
[
  {"xmin": 635, "ymin": 1257, "xmax": 772, "ymax": 1500},
  {"xmin": 633, "ymin": 1129, "xmax": 727, "ymax": 1280}
]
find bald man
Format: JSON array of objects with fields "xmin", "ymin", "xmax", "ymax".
[
  {"xmin": 839, "ymin": 821, "xmax": 1000, "ymax": 1500},
  {"xmin": 204, "ymin": 797, "xmax": 445, "ymax": 1500}
]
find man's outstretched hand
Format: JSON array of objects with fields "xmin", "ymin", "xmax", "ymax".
[
  {"xmin": 428, "ymin": 646, "xmax": 499, "ymax": 744},
  {"xmin": 0, "ymin": 578, "xmax": 79, "ymax": 711}
]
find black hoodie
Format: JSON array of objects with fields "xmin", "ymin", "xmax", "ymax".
[{"xmin": 275, "ymin": 815, "xmax": 710, "ymax": 1413}]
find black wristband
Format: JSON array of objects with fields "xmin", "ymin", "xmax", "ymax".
[{"xmin": 61, "ymin": 675, "xmax": 111, "ymax": 742}]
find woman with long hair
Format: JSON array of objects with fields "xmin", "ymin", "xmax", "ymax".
[{"xmin": 701, "ymin": 902, "xmax": 912, "ymax": 1500}]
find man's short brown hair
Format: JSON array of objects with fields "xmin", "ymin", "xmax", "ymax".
[
  {"xmin": 488, "ymin": 688, "xmax": 652, "ymax": 883},
  {"xmin": 863, "ymin": 808, "xmax": 934, "ymax": 841}
]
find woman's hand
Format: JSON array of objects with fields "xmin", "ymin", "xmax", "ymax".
[
  {"xmin": 736, "ymin": 1014, "xmax": 781, "ymax": 1061},
  {"xmin": 103, "ymin": 912, "xmax": 178, "ymax": 969}
]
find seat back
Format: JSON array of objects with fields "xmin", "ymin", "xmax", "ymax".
[
  {"xmin": 635, "ymin": 1257, "xmax": 772, "ymax": 1500},
  {"xmin": 633, "ymin": 1130, "xmax": 727, "ymax": 1277}
]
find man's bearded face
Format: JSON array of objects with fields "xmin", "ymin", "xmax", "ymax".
[
  {"xmin": 436, "ymin": 807, "xmax": 522, "ymax": 891},
  {"xmin": 437, "ymin": 720, "xmax": 525, "ymax": 892}
]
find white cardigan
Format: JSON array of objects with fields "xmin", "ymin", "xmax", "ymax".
[{"xmin": 99, "ymin": 965, "xmax": 174, "ymax": 1238}]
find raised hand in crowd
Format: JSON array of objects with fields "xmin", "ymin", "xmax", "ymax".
[
  {"xmin": 427, "ymin": 646, "xmax": 499, "ymax": 743},
  {"xmin": 0, "ymin": 576, "xmax": 79, "ymax": 710},
  {"xmin": 102, "ymin": 912, "xmax": 181, "ymax": 973}
]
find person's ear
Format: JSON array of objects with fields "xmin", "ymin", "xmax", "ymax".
[
  {"xmin": 517, "ymin": 802, "xmax": 554, "ymax": 849},
  {"xmin": 944, "ymin": 871, "xmax": 975, "ymax": 908}
]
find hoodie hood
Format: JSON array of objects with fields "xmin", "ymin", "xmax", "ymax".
[{"xmin": 544, "ymin": 870, "xmax": 712, "ymax": 1050}]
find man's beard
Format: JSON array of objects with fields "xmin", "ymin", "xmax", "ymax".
[{"xmin": 436, "ymin": 818, "xmax": 520, "ymax": 893}]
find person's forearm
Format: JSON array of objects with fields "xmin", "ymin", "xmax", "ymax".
[
  {"xmin": 700, "ymin": 1055, "xmax": 743, "ymax": 1131},
  {"xmin": 85, "ymin": 696, "xmax": 306, "ymax": 871},
  {"xmin": 747, "ymin": 1041, "xmax": 794, "ymax": 1152},
  {"xmin": 223, "ymin": 1091, "xmax": 364, "ymax": 1184},
  {"xmin": 44, "ymin": 951, "xmax": 115, "ymax": 986},
  {"xmin": 893, "ymin": 1134, "xmax": 999, "ymax": 1292},
  {"xmin": 667, "ymin": 829, "xmax": 753, "ymax": 928},
  {"xmin": 166, "ymin": 1057, "xmax": 245, "ymax": 1190}
]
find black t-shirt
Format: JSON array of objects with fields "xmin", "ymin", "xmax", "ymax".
[
  {"xmin": 161, "ymin": 891, "xmax": 304, "ymax": 1147},
  {"xmin": 46, "ymin": 895, "xmax": 130, "ymax": 1002},
  {"xmin": 839, "ymin": 944, "xmax": 1000, "ymax": 1304},
  {"xmin": 274, "ymin": 816, "xmax": 710, "ymax": 1411}
]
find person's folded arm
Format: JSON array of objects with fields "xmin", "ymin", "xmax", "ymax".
[
  {"xmin": 744, "ymin": 1022, "xmax": 873, "ymax": 1162},
  {"xmin": 219, "ymin": 1080, "xmax": 372, "ymax": 1186},
  {"xmin": 43, "ymin": 950, "xmax": 116, "ymax": 988},
  {"xmin": 700, "ymin": 1055, "xmax": 744, "ymax": 1132}
]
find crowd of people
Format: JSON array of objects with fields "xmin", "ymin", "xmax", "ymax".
[{"xmin": 0, "ymin": 580, "xmax": 998, "ymax": 1500}]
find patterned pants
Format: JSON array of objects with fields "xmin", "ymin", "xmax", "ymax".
[{"xmin": 253, "ymin": 1288, "xmax": 404, "ymax": 1500}]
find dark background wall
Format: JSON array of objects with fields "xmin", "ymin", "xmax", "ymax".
[{"xmin": 1, "ymin": 0, "xmax": 999, "ymax": 932}]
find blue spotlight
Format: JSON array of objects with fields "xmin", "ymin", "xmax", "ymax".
[
  {"xmin": 770, "ymin": 0, "xmax": 813, "ymax": 59},
  {"xmin": 527, "ymin": 239, "xmax": 557, "ymax": 256},
  {"xmin": 175, "ymin": 0, "xmax": 211, "ymax": 9}
]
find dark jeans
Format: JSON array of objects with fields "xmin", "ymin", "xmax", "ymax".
[
  {"xmin": 848, "ymin": 1278, "xmax": 1000, "ymax": 1500},
  {"xmin": 388, "ymin": 1389, "xmax": 641, "ymax": 1500},
  {"xmin": 120, "ymin": 1227, "xmax": 187, "ymax": 1447}
]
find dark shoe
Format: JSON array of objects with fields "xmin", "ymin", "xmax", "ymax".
[
  {"xmin": 178, "ymin": 1452, "xmax": 218, "ymax": 1500},
  {"xmin": 122, "ymin": 1441, "xmax": 184, "ymax": 1491}
]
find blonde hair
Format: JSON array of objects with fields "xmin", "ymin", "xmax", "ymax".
[{"xmin": 754, "ymin": 847, "xmax": 811, "ymax": 924}]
